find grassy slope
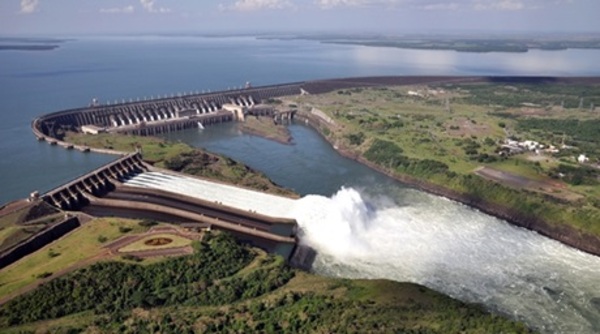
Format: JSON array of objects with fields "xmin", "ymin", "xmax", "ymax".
[
  {"xmin": 0, "ymin": 218, "xmax": 147, "ymax": 300},
  {"xmin": 239, "ymin": 116, "xmax": 292, "ymax": 144},
  {"xmin": 2, "ymin": 243, "xmax": 533, "ymax": 334},
  {"xmin": 0, "ymin": 202, "xmax": 61, "ymax": 253},
  {"xmin": 291, "ymin": 84, "xmax": 600, "ymax": 237},
  {"xmin": 65, "ymin": 132, "xmax": 297, "ymax": 197}
]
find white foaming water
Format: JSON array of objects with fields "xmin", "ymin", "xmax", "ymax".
[
  {"xmin": 124, "ymin": 172, "xmax": 296, "ymax": 219},
  {"xmin": 292, "ymin": 187, "xmax": 600, "ymax": 334},
  {"xmin": 126, "ymin": 173, "xmax": 599, "ymax": 333}
]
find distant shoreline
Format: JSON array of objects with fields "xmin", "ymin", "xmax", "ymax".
[
  {"xmin": 0, "ymin": 45, "xmax": 60, "ymax": 51},
  {"xmin": 258, "ymin": 35, "xmax": 600, "ymax": 53},
  {"xmin": 0, "ymin": 37, "xmax": 69, "ymax": 52}
]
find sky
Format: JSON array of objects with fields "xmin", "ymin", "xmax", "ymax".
[{"xmin": 0, "ymin": 0, "xmax": 599, "ymax": 36}]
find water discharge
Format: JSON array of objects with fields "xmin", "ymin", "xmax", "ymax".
[
  {"xmin": 161, "ymin": 124, "xmax": 600, "ymax": 333},
  {"xmin": 128, "ymin": 168, "xmax": 600, "ymax": 333},
  {"xmin": 292, "ymin": 187, "xmax": 600, "ymax": 334}
]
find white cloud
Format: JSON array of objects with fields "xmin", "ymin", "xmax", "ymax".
[
  {"xmin": 100, "ymin": 5, "xmax": 135, "ymax": 14},
  {"xmin": 140, "ymin": 0, "xmax": 171, "ymax": 13},
  {"xmin": 314, "ymin": 0, "xmax": 572, "ymax": 10},
  {"xmin": 473, "ymin": 0, "xmax": 525, "ymax": 11},
  {"xmin": 420, "ymin": 2, "xmax": 460, "ymax": 10},
  {"xmin": 221, "ymin": 0, "xmax": 294, "ymax": 11},
  {"xmin": 316, "ymin": 0, "xmax": 385, "ymax": 9},
  {"xmin": 20, "ymin": 0, "xmax": 39, "ymax": 14}
]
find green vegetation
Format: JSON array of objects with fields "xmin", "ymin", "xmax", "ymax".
[
  {"xmin": 0, "ymin": 233, "xmax": 255, "ymax": 326},
  {"xmin": 0, "ymin": 232, "xmax": 532, "ymax": 333},
  {"xmin": 456, "ymin": 83, "xmax": 600, "ymax": 109},
  {"xmin": 0, "ymin": 201, "xmax": 62, "ymax": 253},
  {"xmin": 0, "ymin": 218, "xmax": 147, "ymax": 300},
  {"xmin": 239, "ymin": 116, "xmax": 292, "ymax": 144},
  {"xmin": 517, "ymin": 118, "xmax": 600, "ymax": 159},
  {"xmin": 292, "ymin": 83, "xmax": 600, "ymax": 241},
  {"xmin": 65, "ymin": 132, "xmax": 296, "ymax": 197}
]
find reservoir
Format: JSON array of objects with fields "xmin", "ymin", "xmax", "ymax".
[
  {"xmin": 163, "ymin": 123, "xmax": 600, "ymax": 334},
  {"xmin": 2, "ymin": 36, "xmax": 600, "ymax": 204}
]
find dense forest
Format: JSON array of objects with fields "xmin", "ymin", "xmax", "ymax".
[
  {"xmin": 1, "ymin": 231, "xmax": 534, "ymax": 333},
  {"xmin": 0, "ymin": 233, "xmax": 292, "ymax": 326}
]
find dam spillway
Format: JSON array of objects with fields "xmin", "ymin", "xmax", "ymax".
[
  {"xmin": 124, "ymin": 172, "xmax": 297, "ymax": 220},
  {"xmin": 30, "ymin": 151, "xmax": 298, "ymax": 259}
]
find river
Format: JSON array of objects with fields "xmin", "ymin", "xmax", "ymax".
[
  {"xmin": 2, "ymin": 36, "xmax": 600, "ymax": 333},
  {"xmin": 163, "ymin": 123, "xmax": 600, "ymax": 333}
]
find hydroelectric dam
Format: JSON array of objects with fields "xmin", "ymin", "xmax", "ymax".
[
  {"xmin": 7, "ymin": 75, "xmax": 598, "ymax": 333},
  {"xmin": 26, "ymin": 75, "xmax": 600, "ymax": 263},
  {"xmin": 26, "ymin": 76, "xmax": 488, "ymax": 261}
]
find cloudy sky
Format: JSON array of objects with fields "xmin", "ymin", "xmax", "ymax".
[{"xmin": 1, "ymin": 0, "xmax": 598, "ymax": 35}]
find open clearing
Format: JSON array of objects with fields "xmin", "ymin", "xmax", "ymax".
[
  {"xmin": 118, "ymin": 233, "xmax": 192, "ymax": 253},
  {"xmin": 474, "ymin": 166, "xmax": 583, "ymax": 201}
]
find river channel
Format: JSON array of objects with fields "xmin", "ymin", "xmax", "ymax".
[{"xmin": 163, "ymin": 123, "xmax": 600, "ymax": 334}]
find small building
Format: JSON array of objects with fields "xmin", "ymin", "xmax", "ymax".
[
  {"xmin": 81, "ymin": 125, "xmax": 106, "ymax": 135},
  {"xmin": 578, "ymin": 154, "xmax": 589, "ymax": 164}
]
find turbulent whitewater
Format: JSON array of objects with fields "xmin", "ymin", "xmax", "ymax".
[
  {"xmin": 126, "ymin": 172, "xmax": 600, "ymax": 333},
  {"xmin": 292, "ymin": 187, "xmax": 600, "ymax": 334}
]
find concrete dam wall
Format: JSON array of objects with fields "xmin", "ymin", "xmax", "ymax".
[
  {"xmin": 31, "ymin": 76, "xmax": 502, "ymax": 145},
  {"xmin": 32, "ymin": 82, "xmax": 304, "ymax": 141}
]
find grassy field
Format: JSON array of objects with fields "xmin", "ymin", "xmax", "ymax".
[
  {"xmin": 118, "ymin": 233, "xmax": 192, "ymax": 253},
  {"xmin": 289, "ymin": 83, "xmax": 600, "ymax": 238},
  {"xmin": 64, "ymin": 132, "xmax": 193, "ymax": 165},
  {"xmin": 0, "ymin": 217, "xmax": 148, "ymax": 300}
]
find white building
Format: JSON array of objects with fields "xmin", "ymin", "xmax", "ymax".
[
  {"xmin": 578, "ymin": 154, "xmax": 589, "ymax": 164},
  {"xmin": 81, "ymin": 125, "xmax": 106, "ymax": 135}
]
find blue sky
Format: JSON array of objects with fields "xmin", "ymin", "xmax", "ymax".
[{"xmin": 1, "ymin": 0, "xmax": 599, "ymax": 35}]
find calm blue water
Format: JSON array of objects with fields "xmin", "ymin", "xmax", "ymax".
[{"xmin": 1, "ymin": 36, "xmax": 600, "ymax": 204}]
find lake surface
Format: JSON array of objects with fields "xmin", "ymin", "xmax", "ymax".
[
  {"xmin": 2, "ymin": 36, "xmax": 600, "ymax": 204},
  {"xmin": 1, "ymin": 36, "xmax": 600, "ymax": 333}
]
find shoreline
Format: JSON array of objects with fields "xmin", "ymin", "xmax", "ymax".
[{"xmin": 295, "ymin": 113, "xmax": 600, "ymax": 258}]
